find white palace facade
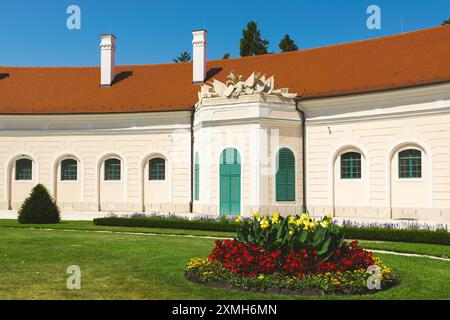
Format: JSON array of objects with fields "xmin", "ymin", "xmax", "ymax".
[{"xmin": 1, "ymin": 26, "xmax": 450, "ymax": 222}]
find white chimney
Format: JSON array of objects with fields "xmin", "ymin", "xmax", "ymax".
[
  {"xmin": 192, "ymin": 30, "xmax": 207, "ymax": 84},
  {"xmin": 100, "ymin": 34, "xmax": 117, "ymax": 87}
]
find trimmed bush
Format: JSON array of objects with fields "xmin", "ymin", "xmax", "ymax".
[
  {"xmin": 18, "ymin": 184, "xmax": 61, "ymax": 224},
  {"xmin": 93, "ymin": 216, "xmax": 238, "ymax": 232},
  {"xmin": 93, "ymin": 216, "xmax": 450, "ymax": 245},
  {"xmin": 342, "ymin": 226, "xmax": 450, "ymax": 245}
]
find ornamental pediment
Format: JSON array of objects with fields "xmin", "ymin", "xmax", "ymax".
[{"xmin": 196, "ymin": 71, "xmax": 298, "ymax": 107}]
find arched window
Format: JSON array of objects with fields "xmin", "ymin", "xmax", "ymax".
[
  {"xmin": 194, "ymin": 153, "xmax": 200, "ymax": 201},
  {"xmin": 104, "ymin": 158, "xmax": 121, "ymax": 181},
  {"xmin": 61, "ymin": 159, "xmax": 78, "ymax": 181},
  {"xmin": 276, "ymin": 148, "xmax": 295, "ymax": 202},
  {"xmin": 399, "ymin": 149, "xmax": 422, "ymax": 179},
  {"xmin": 15, "ymin": 159, "xmax": 32, "ymax": 181},
  {"xmin": 149, "ymin": 158, "xmax": 165, "ymax": 181},
  {"xmin": 341, "ymin": 152, "xmax": 362, "ymax": 179}
]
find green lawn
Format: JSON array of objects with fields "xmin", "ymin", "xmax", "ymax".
[
  {"xmin": 0, "ymin": 226, "xmax": 449, "ymax": 300},
  {"xmin": 0, "ymin": 220, "xmax": 449, "ymax": 257},
  {"xmin": 0, "ymin": 220, "xmax": 235, "ymax": 238}
]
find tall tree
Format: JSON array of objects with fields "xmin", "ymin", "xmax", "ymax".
[
  {"xmin": 279, "ymin": 34, "xmax": 298, "ymax": 52},
  {"xmin": 222, "ymin": 53, "xmax": 230, "ymax": 59},
  {"xmin": 240, "ymin": 21, "xmax": 269, "ymax": 57},
  {"xmin": 173, "ymin": 52, "xmax": 191, "ymax": 63},
  {"xmin": 443, "ymin": 18, "xmax": 450, "ymax": 25}
]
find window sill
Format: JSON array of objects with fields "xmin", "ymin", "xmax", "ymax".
[
  {"xmin": 396, "ymin": 178, "xmax": 424, "ymax": 182},
  {"xmin": 13, "ymin": 180, "xmax": 34, "ymax": 183}
]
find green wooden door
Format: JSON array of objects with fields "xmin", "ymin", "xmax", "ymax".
[{"xmin": 220, "ymin": 148, "xmax": 241, "ymax": 216}]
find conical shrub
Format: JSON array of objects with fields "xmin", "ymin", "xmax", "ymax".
[{"xmin": 18, "ymin": 184, "xmax": 61, "ymax": 224}]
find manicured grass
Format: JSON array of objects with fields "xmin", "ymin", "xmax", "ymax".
[
  {"xmin": 358, "ymin": 240, "xmax": 450, "ymax": 258},
  {"xmin": 0, "ymin": 220, "xmax": 449, "ymax": 257},
  {"xmin": 0, "ymin": 220, "xmax": 235, "ymax": 238},
  {"xmin": 0, "ymin": 227, "xmax": 449, "ymax": 300}
]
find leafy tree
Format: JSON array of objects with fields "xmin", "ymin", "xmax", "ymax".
[
  {"xmin": 173, "ymin": 52, "xmax": 192, "ymax": 63},
  {"xmin": 18, "ymin": 184, "xmax": 61, "ymax": 224},
  {"xmin": 222, "ymin": 53, "xmax": 230, "ymax": 59},
  {"xmin": 443, "ymin": 18, "xmax": 450, "ymax": 25},
  {"xmin": 279, "ymin": 34, "xmax": 298, "ymax": 52},
  {"xmin": 240, "ymin": 21, "xmax": 269, "ymax": 57}
]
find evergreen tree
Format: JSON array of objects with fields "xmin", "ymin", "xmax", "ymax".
[
  {"xmin": 443, "ymin": 18, "xmax": 450, "ymax": 25},
  {"xmin": 240, "ymin": 21, "xmax": 269, "ymax": 57},
  {"xmin": 222, "ymin": 53, "xmax": 230, "ymax": 59},
  {"xmin": 173, "ymin": 52, "xmax": 192, "ymax": 63},
  {"xmin": 279, "ymin": 34, "xmax": 298, "ymax": 52},
  {"xmin": 18, "ymin": 184, "xmax": 61, "ymax": 224}
]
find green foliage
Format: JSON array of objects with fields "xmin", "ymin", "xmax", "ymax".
[
  {"xmin": 222, "ymin": 53, "xmax": 230, "ymax": 59},
  {"xmin": 279, "ymin": 34, "xmax": 298, "ymax": 52},
  {"xmin": 94, "ymin": 214, "xmax": 450, "ymax": 245},
  {"xmin": 342, "ymin": 226, "xmax": 450, "ymax": 245},
  {"xmin": 442, "ymin": 18, "xmax": 450, "ymax": 25},
  {"xmin": 173, "ymin": 52, "xmax": 191, "ymax": 63},
  {"xmin": 240, "ymin": 21, "xmax": 269, "ymax": 57},
  {"xmin": 18, "ymin": 184, "xmax": 60, "ymax": 224},
  {"xmin": 94, "ymin": 216, "xmax": 238, "ymax": 232},
  {"xmin": 236, "ymin": 213, "xmax": 344, "ymax": 259},
  {"xmin": 186, "ymin": 257, "xmax": 395, "ymax": 295}
]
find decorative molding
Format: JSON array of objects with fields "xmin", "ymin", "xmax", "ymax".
[{"xmin": 196, "ymin": 71, "xmax": 298, "ymax": 107}]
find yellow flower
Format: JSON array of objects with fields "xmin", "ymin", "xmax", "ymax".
[
  {"xmin": 300, "ymin": 213, "xmax": 310, "ymax": 222},
  {"xmin": 289, "ymin": 230, "xmax": 294, "ymax": 237},
  {"xmin": 320, "ymin": 220, "xmax": 330, "ymax": 229},
  {"xmin": 271, "ymin": 213, "xmax": 280, "ymax": 224},
  {"xmin": 260, "ymin": 218, "xmax": 270, "ymax": 230},
  {"xmin": 252, "ymin": 211, "xmax": 261, "ymax": 221},
  {"xmin": 304, "ymin": 221, "xmax": 318, "ymax": 232},
  {"xmin": 235, "ymin": 216, "xmax": 241, "ymax": 223},
  {"xmin": 257, "ymin": 275, "xmax": 265, "ymax": 281},
  {"xmin": 325, "ymin": 213, "xmax": 332, "ymax": 220},
  {"xmin": 187, "ymin": 257, "xmax": 209, "ymax": 270},
  {"xmin": 288, "ymin": 216, "xmax": 296, "ymax": 225},
  {"xmin": 295, "ymin": 218, "xmax": 304, "ymax": 227},
  {"xmin": 330, "ymin": 278, "xmax": 341, "ymax": 286}
]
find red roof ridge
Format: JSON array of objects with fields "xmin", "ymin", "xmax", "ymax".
[
  {"xmin": 206, "ymin": 24, "xmax": 450, "ymax": 64},
  {"xmin": 2, "ymin": 25, "xmax": 449, "ymax": 70},
  {"xmin": 1, "ymin": 25, "xmax": 450, "ymax": 114}
]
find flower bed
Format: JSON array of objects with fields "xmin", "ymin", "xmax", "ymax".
[{"xmin": 186, "ymin": 213, "xmax": 397, "ymax": 295}]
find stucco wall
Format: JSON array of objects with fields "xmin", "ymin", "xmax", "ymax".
[
  {"xmin": 193, "ymin": 94, "xmax": 303, "ymax": 217},
  {"xmin": 0, "ymin": 112, "xmax": 192, "ymax": 213},
  {"xmin": 303, "ymin": 83, "xmax": 450, "ymax": 222}
]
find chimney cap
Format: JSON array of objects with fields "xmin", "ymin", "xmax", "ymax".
[
  {"xmin": 192, "ymin": 29, "xmax": 208, "ymax": 34},
  {"xmin": 100, "ymin": 34, "xmax": 117, "ymax": 39}
]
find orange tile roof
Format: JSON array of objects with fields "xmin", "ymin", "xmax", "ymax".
[{"xmin": 1, "ymin": 25, "xmax": 450, "ymax": 114}]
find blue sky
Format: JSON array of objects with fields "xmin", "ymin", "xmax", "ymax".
[{"xmin": 0, "ymin": 0, "xmax": 449, "ymax": 66}]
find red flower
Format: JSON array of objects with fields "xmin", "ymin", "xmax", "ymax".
[{"xmin": 208, "ymin": 239, "xmax": 374, "ymax": 277}]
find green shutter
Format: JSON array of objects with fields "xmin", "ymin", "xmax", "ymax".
[
  {"xmin": 194, "ymin": 153, "xmax": 200, "ymax": 201},
  {"xmin": 276, "ymin": 148, "xmax": 295, "ymax": 201},
  {"xmin": 230, "ymin": 175, "xmax": 240, "ymax": 214},
  {"xmin": 220, "ymin": 148, "xmax": 241, "ymax": 216},
  {"xmin": 220, "ymin": 171, "xmax": 230, "ymax": 215}
]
